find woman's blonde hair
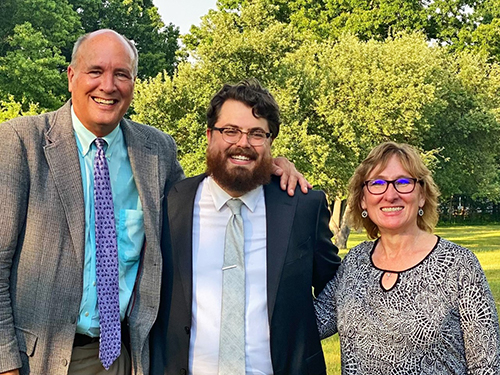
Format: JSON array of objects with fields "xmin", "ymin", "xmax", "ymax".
[{"xmin": 347, "ymin": 142, "xmax": 440, "ymax": 239}]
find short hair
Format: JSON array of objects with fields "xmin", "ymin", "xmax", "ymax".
[
  {"xmin": 207, "ymin": 78, "xmax": 281, "ymax": 139},
  {"xmin": 347, "ymin": 142, "xmax": 440, "ymax": 239},
  {"xmin": 70, "ymin": 29, "xmax": 139, "ymax": 77}
]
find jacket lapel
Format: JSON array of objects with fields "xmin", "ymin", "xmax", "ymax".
[
  {"xmin": 43, "ymin": 101, "xmax": 85, "ymax": 267},
  {"xmin": 264, "ymin": 178, "xmax": 297, "ymax": 319},
  {"xmin": 169, "ymin": 174, "xmax": 207, "ymax": 313}
]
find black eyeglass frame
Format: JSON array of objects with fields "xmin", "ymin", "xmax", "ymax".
[
  {"xmin": 212, "ymin": 126, "xmax": 272, "ymax": 146},
  {"xmin": 363, "ymin": 177, "xmax": 423, "ymax": 195}
]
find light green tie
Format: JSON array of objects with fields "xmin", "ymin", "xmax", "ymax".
[{"xmin": 218, "ymin": 198, "xmax": 246, "ymax": 375}]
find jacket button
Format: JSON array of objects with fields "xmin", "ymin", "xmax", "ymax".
[
  {"xmin": 62, "ymin": 358, "xmax": 68, "ymax": 366},
  {"xmin": 184, "ymin": 326, "xmax": 190, "ymax": 334},
  {"xmin": 180, "ymin": 369, "xmax": 187, "ymax": 375}
]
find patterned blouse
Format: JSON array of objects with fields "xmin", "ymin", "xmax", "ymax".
[{"xmin": 314, "ymin": 237, "xmax": 500, "ymax": 374}]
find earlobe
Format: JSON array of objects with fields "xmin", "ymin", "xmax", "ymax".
[
  {"xmin": 361, "ymin": 195, "xmax": 367, "ymax": 210},
  {"xmin": 419, "ymin": 192, "xmax": 426, "ymax": 208}
]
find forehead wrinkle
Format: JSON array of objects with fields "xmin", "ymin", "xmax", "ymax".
[{"xmin": 76, "ymin": 33, "xmax": 136, "ymax": 72}]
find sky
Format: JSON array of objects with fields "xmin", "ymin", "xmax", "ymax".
[{"xmin": 154, "ymin": 0, "xmax": 218, "ymax": 34}]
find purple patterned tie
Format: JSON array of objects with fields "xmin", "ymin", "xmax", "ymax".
[{"xmin": 93, "ymin": 138, "xmax": 121, "ymax": 370}]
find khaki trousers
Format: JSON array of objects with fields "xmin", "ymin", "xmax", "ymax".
[{"xmin": 68, "ymin": 341, "xmax": 131, "ymax": 375}]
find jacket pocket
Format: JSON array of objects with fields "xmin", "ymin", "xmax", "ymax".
[
  {"xmin": 15, "ymin": 327, "xmax": 38, "ymax": 357},
  {"xmin": 117, "ymin": 209, "xmax": 144, "ymax": 264}
]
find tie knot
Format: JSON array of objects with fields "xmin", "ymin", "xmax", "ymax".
[
  {"xmin": 226, "ymin": 198, "xmax": 243, "ymax": 215},
  {"xmin": 95, "ymin": 138, "xmax": 107, "ymax": 150}
]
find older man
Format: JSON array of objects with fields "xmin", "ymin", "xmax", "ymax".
[{"xmin": 0, "ymin": 30, "xmax": 305, "ymax": 375}]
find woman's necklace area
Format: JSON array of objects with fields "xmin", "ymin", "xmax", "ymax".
[{"xmin": 377, "ymin": 232, "xmax": 423, "ymax": 288}]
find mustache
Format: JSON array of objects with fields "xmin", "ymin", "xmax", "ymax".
[{"xmin": 225, "ymin": 147, "xmax": 258, "ymax": 160}]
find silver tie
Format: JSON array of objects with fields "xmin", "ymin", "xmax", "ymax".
[{"xmin": 218, "ymin": 199, "xmax": 246, "ymax": 375}]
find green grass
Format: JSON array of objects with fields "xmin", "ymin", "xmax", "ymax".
[{"xmin": 322, "ymin": 224, "xmax": 500, "ymax": 374}]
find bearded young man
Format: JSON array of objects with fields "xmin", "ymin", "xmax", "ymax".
[{"xmin": 150, "ymin": 79, "xmax": 341, "ymax": 375}]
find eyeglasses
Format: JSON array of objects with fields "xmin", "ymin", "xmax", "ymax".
[
  {"xmin": 212, "ymin": 127, "xmax": 272, "ymax": 146},
  {"xmin": 363, "ymin": 177, "xmax": 422, "ymax": 195}
]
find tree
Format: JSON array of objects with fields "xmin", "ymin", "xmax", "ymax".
[
  {"xmin": 0, "ymin": 95, "xmax": 43, "ymax": 123},
  {"xmin": 422, "ymin": 51, "xmax": 500, "ymax": 202},
  {"xmin": 0, "ymin": 0, "xmax": 18, "ymax": 55},
  {"xmin": 134, "ymin": 0, "xmax": 500, "ymax": 249},
  {"xmin": 0, "ymin": 0, "xmax": 81, "ymax": 111},
  {"xmin": 216, "ymin": 0, "xmax": 477, "ymax": 44},
  {"xmin": 11, "ymin": 0, "xmax": 82, "ymax": 59},
  {"xmin": 0, "ymin": 23, "xmax": 68, "ymax": 110},
  {"xmin": 68, "ymin": 0, "xmax": 180, "ymax": 77},
  {"xmin": 457, "ymin": 0, "xmax": 500, "ymax": 62}
]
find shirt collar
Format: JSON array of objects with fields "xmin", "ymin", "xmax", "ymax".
[
  {"xmin": 71, "ymin": 105, "xmax": 121, "ymax": 157},
  {"xmin": 207, "ymin": 176, "xmax": 263, "ymax": 213}
]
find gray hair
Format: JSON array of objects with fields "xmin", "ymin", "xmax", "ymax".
[{"xmin": 70, "ymin": 29, "xmax": 139, "ymax": 77}]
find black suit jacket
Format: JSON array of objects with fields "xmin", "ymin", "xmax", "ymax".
[{"xmin": 150, "ymin": 174, "xmax": 341, "ymax": 375}]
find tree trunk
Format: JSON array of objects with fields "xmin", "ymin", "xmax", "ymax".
[
  {"xmin": 331, "ymin": 196, "xmax": 342, "ymax": 229},
  {"xmin": 334, "ymin": 204, "xmax": 351, "ymax": 249},
  {"xmin": 329, "ymin": 196, "xmax": 342, "ymax": 238}
]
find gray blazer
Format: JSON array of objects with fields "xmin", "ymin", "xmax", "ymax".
[{"xmin": 0, "ymin": 101, "xmax": 184, "ymax": 375}]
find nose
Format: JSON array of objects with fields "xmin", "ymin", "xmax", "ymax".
[
  {"xmin": 235, "ymin": 131, "xmax": 251, "ymax": 147},
  {"xmin": 99, "ymin": 72, "xmax": 116, "ymax": 93},
  {"xmin": 384, "ymin": 182, "xmax": 400, "ymax": 200}
]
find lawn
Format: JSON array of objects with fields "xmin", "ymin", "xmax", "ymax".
[{"xmin": 322, "ymin": 224, "xmax": 500, "ymax": 374}]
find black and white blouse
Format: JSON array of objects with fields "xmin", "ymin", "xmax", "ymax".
[{"xmin": 315, "ymin": 237, "xmax": 500, "ymax": 374}]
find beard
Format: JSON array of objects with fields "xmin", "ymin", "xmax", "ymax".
[{"xmin": 206, "ymin": 145, "xmax": 273, "ymax": 196}]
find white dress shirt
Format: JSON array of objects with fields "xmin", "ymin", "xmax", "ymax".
[{"xmin": 189, "ymin": 176, "xmax": 273, "ymax": 375}]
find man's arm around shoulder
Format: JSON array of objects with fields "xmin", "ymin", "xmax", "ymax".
[{"xmin": 309, "ymin": 189, "xmax": 341, "ymax": 297}]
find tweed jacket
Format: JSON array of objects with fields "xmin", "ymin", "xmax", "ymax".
[
  {"xmin": 150, "ymin": 174, "xmax": 342, "ymax": 375},
  {"xmin": 0, "ymin": 101, "xmax": 184, "ymax": 375}
]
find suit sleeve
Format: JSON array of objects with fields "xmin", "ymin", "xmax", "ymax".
[
  {"xmin": 312, "ymin": 191, "xmax": 341, "ymax": 297},
  {"xmin": 0, "ymin": 121, "xmax": 27, "ymax": 371}
]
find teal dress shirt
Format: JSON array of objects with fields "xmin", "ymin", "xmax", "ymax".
[{"xmin": 72, "ymin": 108, "xmax": 144, "ymax": 337}]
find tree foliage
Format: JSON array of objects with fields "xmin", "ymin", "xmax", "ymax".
[
  {"xmin": 68, "ymin": 0, "xmax": 180, "ymax": 78},
  {"xmin": 1, "ymin": 0, "xmax": 82, "ymax": 58},
  {"xmin": 216, "ymin": 0, "xmax": 477, "ymax": 43},
  {"xmin": 0, "ymin": 95, "xmax": 42, "ymax": 123},
  {"xmin": 0, "ymin": 0, "xmax": 81, "ymax": 111},
  {"xmin": 0, "ymin": 23, "xmax": 68, "ymax": 110},
  {"xmin": 215, "ymin": 0, "xmax": 500, "ymax": 64},
  {"xmin": 136, "ymin": 3, "xmax": 500, "ymax": 197},
  {"xmin": 133, "ymin": 2, "xmax": 500, "ymax": 248}
]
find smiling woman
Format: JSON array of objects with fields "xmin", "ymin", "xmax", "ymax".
[{"xmin": 315, "ymin": 142, "xmax": 500, "ymax": 374}]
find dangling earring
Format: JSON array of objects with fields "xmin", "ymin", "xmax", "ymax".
[
  {"xmin": 418, "ymin": 208, "xmax": 424, "ymax": 217},
  {"xmin": 361, "ymin": 210, "xmax": 368, "ymax": 218}
]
